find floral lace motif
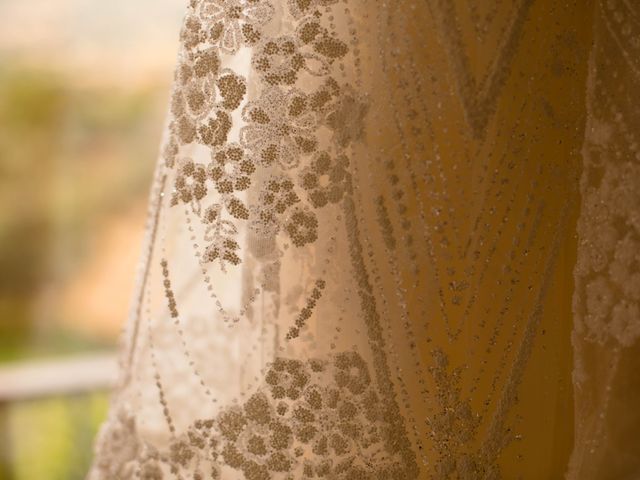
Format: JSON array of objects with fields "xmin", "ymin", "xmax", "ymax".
[
  {"xmin": 166, "ymin": 0, "xmax": 364, "ymax": 269},
  {"xmin": 90, "ymin": 0, "xmax": 419, "ymax": 477},
  {"xmin": 575, "ymin": 116, "xmax": 640, "ymax": 347},
  {"xmin": 198, "ymin": 0, "xmax": 275, "ymax": 54},
  {"xmin": 93, "ymin": 352, "xmax": 415, "ymax": 479}
]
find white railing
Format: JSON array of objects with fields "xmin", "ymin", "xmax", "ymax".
[
  {"xmin": 0, "ymin": 353, "xmax": 118, "ymax": 476},
  {"xmin": 0, "ymin": 353, "xmax": 118, "ymax": 402}
]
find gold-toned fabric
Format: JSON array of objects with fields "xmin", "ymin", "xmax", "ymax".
[{"xmin": 89, "ymin": 1, "xmax": 640, "ymax": 478}]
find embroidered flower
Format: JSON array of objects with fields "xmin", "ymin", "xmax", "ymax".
[
  {"xmin": 198, "ymin": 108, "xmax": 233, "ymax": 147},
  {"xmin": 188, "ymin": 47, "xmax": 222, "ymax": 80},
  {"xmin": 217, "ymin": 70, "xmax": 247, "ymax": 110},
  {"xmin": 169, "ymin": 49, "xmax": 221, "ymax": 148},
  {"xmin": 284, "ymin": 207, "xmax": 318, "ymax": 247},
  {"xmin": 333, "ymin": 351, "xmax": 371, "ymax": 395},
  {"xmin": 312, "ymin": 75, "xmax": 338, "ymax": 104},
  {"xmin": 171, "ymin": 158, "xmax": 208, "ymax": 207},
  {"xmin": 208, "ymin": 143, "xmax": 256, "ymax": 193},
  {"xmin": 248, "ymin": 205, "xmax": 281, "ymax": 239},
  {"xmin": 241, "ymin": 87, "xmax": 319, "ymax": 168},
  {"xmin": 295, "ymin": 16, "xmax": 348, "ymax": 60},
  {"xmin": 253, "ymin": 37, "xmax": 306, "ymax": 85},
  {"xmin": 225, "ymin": 196, "xmax": 250, "ymax": 220},
  {"xmin": 307, "ymin": 78, "xmax": 369, "ymax": 146},
  {"xmin": 216, "ymin": 394, "xmax": 296, "ymax": 479},
  {"xmin": 169, "ymin": 440, "xmax": 195, "ymax": 467},
  {"xmin": 199, "ymin": 0, "xmax": 275, "ymax": 54},
  {"xmin": 248, "ymin": 175, "xmax": 301, "ymax": 239},
  {"xmin": 173, "ymin": 115, "xmax": 198, "ymax": 145},
  {"xmin": 173, "ymin": 49, "xmax": 220, "ymax": 121},
  {"xmin": 299, "ymin": 151, "xmax": 351, "ymax": 207},
  {"xmin": 253, "ymin": 36, "xmax": 329, "ymax": 85},
  {"xmin": 180, "ymin": 14, "xmax": 207, "ymax": 51},
  {"xmin": 266, "ymin": 358, "xmax": 310, "ymax": 400},
  {"xmin": 178, "ymin": 79, "xmax": 215, "ymax": 121},
  {"xmin": 170, "ymin": 66, "xmax": 244, "ymax": 148},
  {"xmin": 260, "ymin": 175, "xmax": 301, "ymax": 215},
  {"xmin": 324, "ymin": 87, "xmax": 368, "ymax": 146}
]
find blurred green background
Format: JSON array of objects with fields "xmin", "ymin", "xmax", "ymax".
[{"xmin": 0, "ymin": 1, "xmax": 183, "ymax": 478}]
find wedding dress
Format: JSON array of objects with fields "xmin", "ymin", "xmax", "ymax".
[{"xmin": 89, "ymin": 0, "xmax": 640, "ymax": 478}]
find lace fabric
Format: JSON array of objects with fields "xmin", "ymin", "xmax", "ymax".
[
  {"xmin": 568, "ymin": 1, "xmax": 640, "ymax": 478},
  {"xmin": 89, "ymin": 1, "xmax": 640, "ymax": 478}
]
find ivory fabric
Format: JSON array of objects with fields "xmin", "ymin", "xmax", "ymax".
[{"xmin": 89, "ymin": 0, "xmax": 640, "ymax": 478}]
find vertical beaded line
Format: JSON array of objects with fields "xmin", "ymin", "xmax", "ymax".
[{"xmin": 124, "ymin": 173, "xmax": 168, "ymax": 387}]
